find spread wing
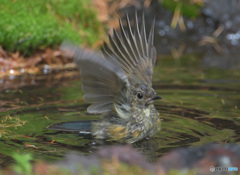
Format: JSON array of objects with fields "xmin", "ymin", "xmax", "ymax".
[
  {"xmin": 102, "ymin": 13, "xmax": 156, "ymax": 86},
  {"xmin": 61, "ymin": 43, "xmax": 130, "ymax": 114}
]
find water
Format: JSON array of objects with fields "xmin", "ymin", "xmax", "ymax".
[{"xmin": 0, "ymin": 54, "xmax": 239, "ymax": 167}]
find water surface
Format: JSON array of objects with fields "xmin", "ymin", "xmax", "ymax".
[{"xmin": 0, "ymin": 54, "xmax": 239, "ymax": 166}]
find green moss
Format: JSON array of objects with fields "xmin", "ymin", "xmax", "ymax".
[
  {"xmin": 162, "ymin": 0, "xmax": 203, "ymax": 18},
  {"xmin": 0, "ymin": 0, "xmax": 102, "ymax": 55}
]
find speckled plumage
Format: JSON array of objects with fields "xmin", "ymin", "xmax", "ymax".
[{"xmin": 61, "ymin": 13, "xmax": 161, "ymax": 143}]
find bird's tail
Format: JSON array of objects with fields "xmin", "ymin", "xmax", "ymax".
[{"xmin": 47, "ymin": 120, "xmax": 95, "ymax": 136}]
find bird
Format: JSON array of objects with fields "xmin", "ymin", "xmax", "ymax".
[{"xmin": 61, "ymin": 13, "xmax": 161, "ymax": 143}]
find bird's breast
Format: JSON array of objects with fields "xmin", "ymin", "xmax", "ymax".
[{"xmin": 143, "ymin": 107, "xmax": 150, "ymax": 116}]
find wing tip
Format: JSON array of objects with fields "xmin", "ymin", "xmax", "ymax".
[{"xmin": 87, "ymin": 103, "xmax": 112, "ymax": 114}]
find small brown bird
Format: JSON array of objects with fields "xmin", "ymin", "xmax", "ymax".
[{"xmin": 61, "ymin": 13, "xmax": 161, "ymax": 143}]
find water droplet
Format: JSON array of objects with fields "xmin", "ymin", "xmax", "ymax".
[
  {"xmin": 10, "ymin": 69, "xmax": 14, "ymax": 74},
  {"xmin": 159, "ymin": 30, "xmax": 165, "ymax": 36},
  {"xmin": 43, "ymin": 64, "xmax": 52, "ymax": 74}
]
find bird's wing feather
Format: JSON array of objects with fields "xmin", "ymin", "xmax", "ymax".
[
  {"xmin": 102, "ymin": 13, "xmax": 156, "ymax": 86},
  {"xmin": 61, "ymin": 43, "xmax": 130, "ymax": 114}
]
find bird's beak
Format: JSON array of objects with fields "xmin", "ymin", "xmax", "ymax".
[{"xmin": 152, "ymin": 95, "xmax": 162, "ymax": 100}]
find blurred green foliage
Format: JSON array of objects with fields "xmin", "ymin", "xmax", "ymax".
[
  {"xmin": 162, "ymin": 0, "xmax": 204, "ymax": 18},
  {"xmin": 0, "ymin": 0, "xmax": 102, "ymax": 55},
  {"xmin": 12, "ymin": 153, "xmax": 33, "ymax": 175}
]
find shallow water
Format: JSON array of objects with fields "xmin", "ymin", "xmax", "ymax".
[{"xmin": 0, "ymin": 54, "xmax": 239, "ymax": 166}]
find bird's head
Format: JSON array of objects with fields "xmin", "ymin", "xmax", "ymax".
[{"xmin": 131, "ymin": 84, "xmax": 161, "ymax": 108}]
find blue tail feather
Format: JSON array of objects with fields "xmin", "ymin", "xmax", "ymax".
[{"xmin": 47, "ymin": 120, "xmax": 94, "ymax": 135}]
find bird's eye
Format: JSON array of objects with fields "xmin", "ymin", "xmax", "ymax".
[{"xmin": 137, "ymin": 93, "xmax": 143, "ymax": 99}]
